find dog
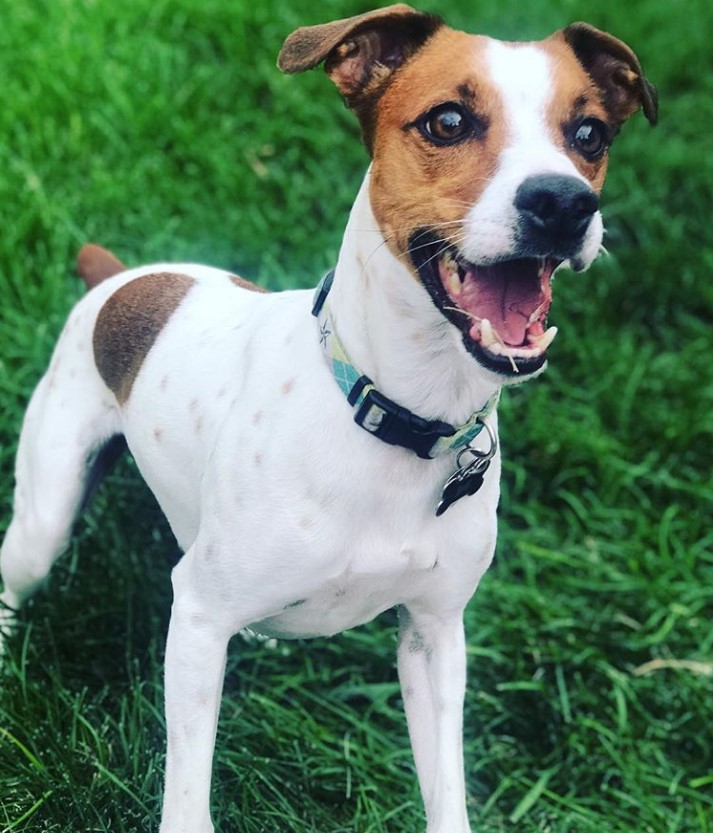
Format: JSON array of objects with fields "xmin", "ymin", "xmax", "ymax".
[{"xmin": 0, "ymin": 5, "xmax": 656, "ymax": 832}]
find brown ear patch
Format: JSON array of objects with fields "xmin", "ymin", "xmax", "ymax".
[
  {"xmin": 93, "ymin": 272, "xmax": 194, "ymax": 404},
  {"xmin": 277, "ymin": 4, "xmax": 438, "ymax": 75},
  {"xmin": 562, "ymin": 23, "xmax": 658, "ymax": 126},
  {"xmin": 77, "ymin": 244, "xmax": 127, "ymax": 289},
  {"xmin": 278, "ymin": 4, "xmax": 442, "ymax": 152}
]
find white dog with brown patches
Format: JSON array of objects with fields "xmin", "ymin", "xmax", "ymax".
[{"xmin": 0, "ymin": 5, "xmax": 656, "ymax": 832}]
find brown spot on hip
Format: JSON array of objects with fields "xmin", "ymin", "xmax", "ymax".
[
  {"xmin": 93, "ymin": 272, "xmax": 194, "ymax": 404},
  {"xmin": 282, "ymin": 379, "xmax": 295, "ymax": 395}
]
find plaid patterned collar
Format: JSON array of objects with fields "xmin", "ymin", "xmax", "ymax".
[{"xmin": 312, "ymin": 270, "xmax": 499, "ymax": 460}]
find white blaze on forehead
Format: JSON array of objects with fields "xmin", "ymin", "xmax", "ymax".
[
  {"xmin": 460, "ymin": 37, "xmax": 599, "ymax": 264},
  {"xmin": 485, "ymin": 39, "xmax": 555, "ymax": 151}
]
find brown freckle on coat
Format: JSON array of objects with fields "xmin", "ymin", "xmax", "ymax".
[
  {"xmin": 161, "ymin": 374, "xmax": 169, "ymax": 391},
  {"xmin": 189, "ymin": 398, "xmax": 199, "ymax": 413},
  {"xmin": 154, "ymin": 428, "xmax": 163, "ymax": 442},
  {"xmin": 217, "ymin": 386, "xmax": 227, "ymax": 398},
  {"xmin": 282, "ymin": 379, "xmax": 295, "ymax": 395},
  {"xmin": 195, "ymin": 416, "xmax": 204, "ymax": 433},
  {"xmin": 203, "ymin": 544, "xmax": 216, "ymax": 562},
  {"xmin": 299, "ymin": 515, "xmax": 314, "ymax": 530},
  {"xmin": 252, "ymin": 411, "xmax": 263, "ymax": 425},
  {"xmin": 254, "ymin": 453, "xmax": 263, "ymax": 468},
  {"xmin": 93, "ymin": 272, "xmax": 194, "ymax": 404}
]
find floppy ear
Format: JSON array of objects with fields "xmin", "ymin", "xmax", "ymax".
[
  {"xmin": 563, "ymin": 22, "xmax": 658, "ymax": 126},
  {"xmin": 278, "ymin": 4, "xmax": 442, "ymax": 147}
]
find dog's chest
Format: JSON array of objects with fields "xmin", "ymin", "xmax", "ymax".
[{"xmin": 249, "ymin": 539, "xmax": 440, "ymax": 639}]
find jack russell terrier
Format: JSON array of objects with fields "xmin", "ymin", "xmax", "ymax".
[{"xmin": 0, "ymin": 5, "xmax": 656, "ymax": 832}]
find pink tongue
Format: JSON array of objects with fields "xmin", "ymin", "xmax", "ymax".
[{"xmin": 460, "ymin": 260, "xmax": 547, "ymax": 346}]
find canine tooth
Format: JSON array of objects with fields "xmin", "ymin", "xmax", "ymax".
[
  {"xmin": 445, "ymin": 268, "xmax": 462, "ymax": 297},
  {"xmin": 480, "ymin": 318, "xmax": 497, "ymax": 348},
  {"xmin": 531, "ymin": 325, "xmax": 558, "ymax": 350},
  {"xmin": 527, "ymin": 301, "xmax": 548, "ymax": 326}
]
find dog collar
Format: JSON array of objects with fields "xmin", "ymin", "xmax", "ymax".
[{"xmin": 312, "ymin": 270, "xmax": 499, "ymax": 460}]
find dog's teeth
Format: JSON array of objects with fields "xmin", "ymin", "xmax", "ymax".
[
  {"xmin": 445, "ymin": 268, "xmax": 462, "ymax": 297},
  {"xmin": 530, "ymin": 325, "xmax": 558, "ymax": 350},
  {"xmin": 480, "ymin": 318, "xmax": 497, "ymax": 348},
  {"xmin": 527, "ymin": 301, "xmax": 547, "ymax": 326}
]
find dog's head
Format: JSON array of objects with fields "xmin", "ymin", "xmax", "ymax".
[{"xmin": 279, "ymin": 4, "xmax": 657, "ymax": 378}]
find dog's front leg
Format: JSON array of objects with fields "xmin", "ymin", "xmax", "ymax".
[
  {"xmin": 398, "ymin": 606, "xmax": 471, "ymax": 833},
  {"xmin": 159, "ymin": 554, "xmax": 230, "ymax": 833}
]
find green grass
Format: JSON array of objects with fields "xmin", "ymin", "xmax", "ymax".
[{"xmin": 1, "ymin": 0, "xmax": 712, "ymax": 830}]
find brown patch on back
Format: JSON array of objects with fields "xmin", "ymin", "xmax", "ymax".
[
  {"xmin": 368, "ymin": 28, "xmax": 507, "ymax": 259},
  {"xmin": 229, "ymin": 274, "xmax": 269, "ymax": 293},
  {"xmin": 77, "ymin": 244, "xmax": 127, "ymax": 289},
  {"xmin": 93, "ymin": 272, "xmax": 194, "ymax": 404}
]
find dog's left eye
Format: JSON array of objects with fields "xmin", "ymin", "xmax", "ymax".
[
  {"xmin": 419, "ymin": 104, "xmax": 480, "ymax": 145},
  {"xmin": 571, "ymin": 118, "xmax": 610, "ymax": 159}
]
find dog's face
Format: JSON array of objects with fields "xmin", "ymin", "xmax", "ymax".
[{"xmin": 279, "ymin": 5, "xmax": 657, "ymax": 378}]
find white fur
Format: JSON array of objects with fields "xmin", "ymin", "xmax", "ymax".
[
  {"xmin": 463, "ymin": 41, "xmax": 604, "ymax": 268},
  {"xmin": 0, "ymin": 33, "xmax": 606, "ymax": 833}
]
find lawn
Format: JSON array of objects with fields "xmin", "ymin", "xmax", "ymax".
[{"xmin": 0, "ymin": 0, "xmax": 711, "ymax": 831}]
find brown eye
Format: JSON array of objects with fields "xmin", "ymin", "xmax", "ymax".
[
  {"xmin": 572, "ymin": 118, "xmax": 609, "ymax": 159},
  {"xmin": 419, "ymin": 103, "xmax": 481, "ymax": 145}
]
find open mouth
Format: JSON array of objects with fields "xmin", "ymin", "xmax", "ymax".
[{"xmin": 411, "ymin": 232, "xmax": 562, "ymax": 376}]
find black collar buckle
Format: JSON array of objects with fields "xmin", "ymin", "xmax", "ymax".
[{"xmin": 349, "ymin": 376, "xmax": 455, "ymax": 459}]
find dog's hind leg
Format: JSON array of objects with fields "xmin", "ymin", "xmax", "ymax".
[{"xmin": 0, "ymin": 305, "xmax": 121, "ymax": 638}]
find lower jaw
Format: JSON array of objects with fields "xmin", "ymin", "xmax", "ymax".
[
  {"xmin": 409, "ymin": 232, "xmax": 553, "ymax": 379},
  {"xmin": 461, "ymin": 335, "xmax": 548, "ymax": 377}
]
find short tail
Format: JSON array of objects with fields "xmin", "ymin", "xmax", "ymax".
[{"xmin": 76, "ymin": 243, "xmax": 126, "ymax": 289}]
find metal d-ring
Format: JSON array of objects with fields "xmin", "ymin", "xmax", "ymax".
[{"xmin": 455, "ymin": 418, "xmax": 498, "ymax": 471}]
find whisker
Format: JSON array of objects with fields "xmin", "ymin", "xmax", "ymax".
[{"xmin": 442, "ymin": 306, "xmax": 480, "ymax": 321}]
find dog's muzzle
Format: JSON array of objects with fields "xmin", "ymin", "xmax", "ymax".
[
  {"xmin": 410, "ymin": 175, "xmax": 600, "ymax": 378},
  {"xmin": 515, "ymin": 174, "xmax": 599, "ymax": 258}
]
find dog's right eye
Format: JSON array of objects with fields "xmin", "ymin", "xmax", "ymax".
[{"xmin": 418, "ymin": 103, "xmax": 482, "ymax": 146}]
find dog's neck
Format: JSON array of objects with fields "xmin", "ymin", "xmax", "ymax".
[{"xmin": 327, "ymin": 171, "xmax": 502, "ymax": 426}]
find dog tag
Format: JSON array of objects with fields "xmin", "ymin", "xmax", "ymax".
[
  {"xmin": 436, "ymin": 455, "xmax": 490, "ymax": 516},
  {"xmin": 435, "ymin": 420, "xmax": 497, "ymax": 517}
]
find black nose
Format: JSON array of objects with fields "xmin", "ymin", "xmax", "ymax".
[{"xmin": 515, "ymin": 174, "xmax": 599, "ymax": 249}]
